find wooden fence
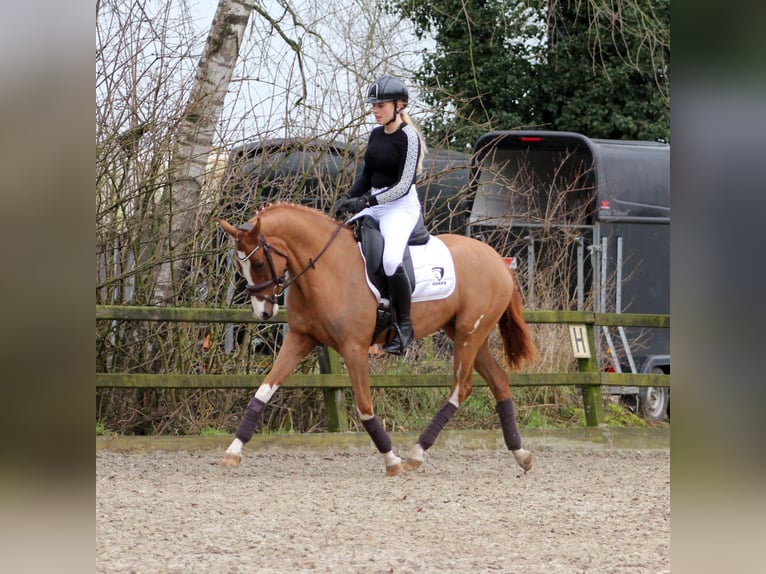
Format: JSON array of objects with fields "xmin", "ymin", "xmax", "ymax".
[{"xmin": 96, "ymin": 305, "xmax": 670, "ymax": 428}]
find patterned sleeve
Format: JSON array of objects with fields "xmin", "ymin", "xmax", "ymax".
[{"xmin": 370, "ymin": 125, "xmax": 420, "ymax": 204}]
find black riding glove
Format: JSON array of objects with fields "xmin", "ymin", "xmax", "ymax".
[
  {"xmin": 332, "ymin": 194, "xmax": 369, "ymax": 217},
  {"xmin": 331, "ymin": 194, "xmax": 351, "ymax": 217}
]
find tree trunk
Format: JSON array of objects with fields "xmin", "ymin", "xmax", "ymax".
[{"xmin": 155, "ymin": 0, "xmax": 255, "ymax": 303}]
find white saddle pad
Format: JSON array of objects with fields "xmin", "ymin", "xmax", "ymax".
[{"xmin": 360, "ymin": 236, "xmax": 456, "ymax": 303}]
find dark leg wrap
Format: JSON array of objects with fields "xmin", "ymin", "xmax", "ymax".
[
  {"xmin": 418, "ymin": 401, "xmax": 458, "ymax": 451},
  {"xmin": 496, "ymin": 398, "xmax": 521, "ymax": 451},
  {"xmin": 235, "ymin": 397, "xmax": 266, "ymax": 444},
  {"xmin": 361, "ymin": 416, "xmax": 392, "ymax": 453}
]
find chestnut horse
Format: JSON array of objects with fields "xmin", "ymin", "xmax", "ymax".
[{"xmin": 218, "ymin": 202, "xmax": 537, "ymax": 475}]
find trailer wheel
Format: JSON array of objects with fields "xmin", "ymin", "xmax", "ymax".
[{"xmin": 639, "ymin": 367, "xmax": 669, "ymax": 421}]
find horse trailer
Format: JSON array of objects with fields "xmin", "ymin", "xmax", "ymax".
[{"xmin": 467, "ymin": 130, "xmax": 670, "ymax": 421}]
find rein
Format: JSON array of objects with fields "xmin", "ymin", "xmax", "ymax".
[{"xmin": 237, "ymin": 221, "xmax": 345, "ymax": 301}]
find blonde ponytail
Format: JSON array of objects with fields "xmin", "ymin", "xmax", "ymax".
[{"xmin": 399, "ymin": 109, "xmax": 427, "ymax": 175}]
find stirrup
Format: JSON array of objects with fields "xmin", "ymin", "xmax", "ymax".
[{"xmin": 382, "ymin": 323, "xmax": 413, "ymax": 355}]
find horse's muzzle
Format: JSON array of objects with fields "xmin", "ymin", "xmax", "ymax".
[{"xmin": 250, "ymin": 296, "xmax": 279, "ymax": 321}]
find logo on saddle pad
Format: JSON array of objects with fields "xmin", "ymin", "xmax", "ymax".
[
  {"xmin": 359, "ymin": 239, "xmax": 456, "ymax": 304},
  {"xmin": 431, "ymin": 266, "xmax": 446, "ymax": 285}
]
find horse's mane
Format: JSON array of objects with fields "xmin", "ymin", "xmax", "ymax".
[{"xmin": 251, "ymin": 201, "xmax": 342, "ymax": 225}]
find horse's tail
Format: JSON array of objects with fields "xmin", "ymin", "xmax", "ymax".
[{"xmin": 498, "ymin": 271, "xmax": 538, "ymax": 371}]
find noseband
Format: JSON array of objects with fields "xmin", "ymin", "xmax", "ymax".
[{"xmin": 235, "ymin": 221, "xmax": 344, "ymax": 302}]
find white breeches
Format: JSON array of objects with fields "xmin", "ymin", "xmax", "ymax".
[{"xmin": 352, "ymin": 185, "xmax": 421, "ymax": 276}]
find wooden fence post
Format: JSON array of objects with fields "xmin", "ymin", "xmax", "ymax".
[
  {"xmin": 577, "ymin": 323, "xmax": 603, "ymax": 426},
  {"xmin": 317, "ymin": 346, "xmax": 348, "ymax": 432}
]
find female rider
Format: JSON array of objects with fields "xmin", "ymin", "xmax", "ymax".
[{"xmin": 332, "ymin": 75, "xmax": 427, "ymax": 354}]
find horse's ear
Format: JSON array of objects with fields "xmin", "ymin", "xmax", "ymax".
[{"xmin": 218, "ymin": 218, "xmax": 238, "ymax": 238}]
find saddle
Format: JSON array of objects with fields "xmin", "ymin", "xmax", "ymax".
[{"xmin": 352, "ymin": 214, "xmax": 430, "ymax": 345}]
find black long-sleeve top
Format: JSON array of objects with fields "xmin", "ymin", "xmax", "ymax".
[{"xmin": 347, "ymin": 123, "xmax": 420, "ymax": 205}]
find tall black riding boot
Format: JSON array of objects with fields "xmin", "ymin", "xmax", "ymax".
[{"xmin": 382, "ymin": 265, "xmax": 414, "ymax": 355}]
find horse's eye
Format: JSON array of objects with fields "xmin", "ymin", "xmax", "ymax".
[{"xmin": 253, "ymin": 260, "xmax": 265, "ymax": 270}]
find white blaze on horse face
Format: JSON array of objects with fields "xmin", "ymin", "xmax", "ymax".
[
  {"xmin": 237, "ymin": 249, "xmax": 279, "ymax": 318},
  {"xmin": 236, "ymin": 249, "xmax": 255, "ymax": 283}
]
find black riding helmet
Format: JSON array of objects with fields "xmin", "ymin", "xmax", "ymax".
[{"xmin": 364, "ymin": 75, "xmax": 409, "ymax": 105}]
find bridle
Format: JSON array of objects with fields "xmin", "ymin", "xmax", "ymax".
[{"xmin": 235, "ymin": 221, "xmax": 345, "ymax": 303}]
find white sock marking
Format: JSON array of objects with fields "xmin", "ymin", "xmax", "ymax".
[
  {"xmin": 357, "ymin": 408, "xmax": 374, "ymax": 421},
  {"xmin": 225, "ymin": 437, "xmax": 243, "ymax": 456},
  {"xmin": 255, "ymin": 383, "xmax": 278, "ymax": 403},
  {"xmin": 407, "ymin": 443, "xmax": 424, "ymax": 462},
  {"xmin": 448, "ymin": 385, "xmax": 460, "ymax": 407},
  {"xmin": 384, "ymin": 451, "xmax": 401, "ymax": 468}
]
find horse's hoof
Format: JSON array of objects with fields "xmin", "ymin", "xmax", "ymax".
[
  {"xmin": 403, "ymin": 458, "xmax": 422, "ymax": 471},
  {"xmin": 386, "ymin": 462, "xmax": 404, "ymax": 477},
  {"xmin": 221, "ymin": 453, "xmax": 242, "ymax": 467},
  {"xmin": 512, "ymin": 449, "xmax": 533, "ymax": 473}
]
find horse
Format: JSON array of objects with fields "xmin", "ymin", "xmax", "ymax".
[{"xmin": 218, "ymin": 202, "xmax": 538, "ymax": 476}]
